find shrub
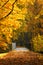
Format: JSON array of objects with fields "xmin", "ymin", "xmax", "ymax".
[{"xmin": 31, "ymin": 34, "xmax": 43, "ymax": 53}]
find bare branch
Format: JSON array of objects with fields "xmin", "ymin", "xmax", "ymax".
[
  {"xmin": 0, "ymin": 0, "xmax": 17, "ymax": 20},
  {"xmin": 0, "ymin": 0, "xmax": 9, "ymax": 8}
]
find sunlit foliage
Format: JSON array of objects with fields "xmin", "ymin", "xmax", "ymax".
[
  {"xmin": 0, "ymin": 0, "xmax": 27, "ymax": 52},
  {"xmin": 0, "ymin": 0, "xmax": 43, "ymax": 52},
  {"xmin": 31, "ymin": 34, "xmax": 43, "ymax": 52}
]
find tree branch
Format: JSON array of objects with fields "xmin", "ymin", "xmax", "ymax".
[
  {"xmin": 0, "ymin": 0, "xmax": 17, "ymax": 20},
  {"xmin": 0, "ymin": 0, "xmax": 9, "ymax": 8}
]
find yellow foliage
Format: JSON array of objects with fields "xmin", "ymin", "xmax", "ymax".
[
  {"xmin": 0, "ymin": 0, "xmax": 43, "ymax": 51},
  {"xmin": 0, "ymin": 41, "xmax": 8, "ymax": 50},
  {"xmin": 0, "ymin": 0, "xmax": 27, "ymax": 51},
  {"xmin": 31, "ymin": 34, "xmax": 43, "ymax": 52}
]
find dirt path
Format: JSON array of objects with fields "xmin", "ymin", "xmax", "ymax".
[
  {"xmin": 0, "ymin": 50, "xmax": 43, "ymax": 65},
  {"xmin": 15, "ymin": 47, "xmax": 29, "ymax": 51}
]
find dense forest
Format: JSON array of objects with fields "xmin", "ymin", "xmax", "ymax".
[{"xmin": 0, "ymin": 0, "xmax": 43, "ymax": 53}]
